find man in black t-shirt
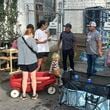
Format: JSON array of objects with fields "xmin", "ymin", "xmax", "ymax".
[{"xmin": 58, "ymin": 23, "xmax": 76, "ymax": 71}]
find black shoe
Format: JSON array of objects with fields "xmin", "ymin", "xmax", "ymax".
[
  {"xmin": 20, "ymin": 94, "xmax": 27, "ymax": 100},
  {"xmin": 31, "ymin": 94, "xmax": 38, "ymax": 100}
]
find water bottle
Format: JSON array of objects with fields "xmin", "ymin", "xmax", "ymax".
[
  {"xmin": 74, "ymin": 74, "xmax": 79, "ymax": 81},
  {"xmin": 5, "ymin": 44, "xmax": 8, "ymax": 49},
  {"xmin": 86, "ymin": 78, "xmax": 94, "ymax": 93},
  {"xmin": 85, "ymin": 78, "xmax": 91, "ymax": 91},
  {"xmin": 87, "ymin": 78, "xmax": 92, "ymax": 84}
]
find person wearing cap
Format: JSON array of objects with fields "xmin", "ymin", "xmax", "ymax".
[
  {"xmin": 58, "ymin": 23, "xmax": 76, "ymax": 71},
  {"xmin": 86, "ymin": 21, "xmax": 102, "ymax": 78}
]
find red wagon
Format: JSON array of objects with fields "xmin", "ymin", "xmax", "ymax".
[{"xmin": 10, "ymin": 71, "xmax": 57, "ymax": 98}]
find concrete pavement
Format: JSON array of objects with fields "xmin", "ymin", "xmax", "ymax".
[
  {"xmin": 0, "ymin": 81, "xmax": 58, "ymax": 110},
  {"xmin": 0, "ymin": 79, "xmax": 79, "ymax": 110},
  {"xmin": 0, "ymin": 59, "xmax": 110, "ymax": 110}
]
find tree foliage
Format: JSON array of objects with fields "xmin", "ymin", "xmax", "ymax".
[
  {"xmin": 0, "ymin": 0, "xmax": 5, "ymax": 22},
  {"xmin": 0, "ymin": 0, "xmax": 18, "ymax": 42}
]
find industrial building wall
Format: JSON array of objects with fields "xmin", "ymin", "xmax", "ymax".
[
  {"xmin": 63, "ymin": 0, "xmax": 106, "ymax": 33},
  {"xmin": 17, "ymin": 0, "xmax": 35, "ymax": 35},
  {"xmin": 64, "ymin": 0, "xmax": 106, "ymax": 9},
  {"xmin": 64, "ymin": 10, "xmax": 84, "ymax": 33}
]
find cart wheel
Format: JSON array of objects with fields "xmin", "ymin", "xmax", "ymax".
[
  {"xmin": 47, "ymin": 86, "xmax": 56, "ymax": 95},
  {"xmin": 10, "ymin": 89, "xmax": 20, "ymax": 98}
]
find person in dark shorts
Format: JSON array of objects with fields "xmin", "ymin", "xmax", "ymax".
[
  {"xmin": 17, "ymin": 24, "xmax": 38, "ymax": 100},
  {"xmin": 58, "ymin": 23, "xmax": 76, "ymax": 71},
  {"xmin": 37, "ymin": 52, "xmax": 49, "ymax": 59},
  {"xmin": 34, "ymin": 20, "xmax": 50, "ymax": 71}
]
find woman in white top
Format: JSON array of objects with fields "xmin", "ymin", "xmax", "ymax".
[{"xmin": 34, "ymin": 20, "xmax": 50, "ymax": 71}]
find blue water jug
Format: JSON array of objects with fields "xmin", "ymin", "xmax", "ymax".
[
  {"xmin": 74, "ymin": 74, "xmax": 79, "ymax": 81},
  {"xmin": 87, "ymin": 78, "xmax": 92, "ymax": 84}
]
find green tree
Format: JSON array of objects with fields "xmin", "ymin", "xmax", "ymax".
[
  {"xmin": 0, "ymin": 0, "xmax": 5, "ymax": 42},
  {"xmin": 0, "ymin": 0, "xmax": 5, "ymax": 22},
  {"xmin": 0, "ymin": 0, "xmax": 18, "ymax": 44}
]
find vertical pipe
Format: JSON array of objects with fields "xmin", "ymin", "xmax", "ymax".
[
  {"xmin": 26, "ymin": 4, "xmax": 29, "ymax": 25},
  {"xmin": 62, "ymin": 0, "xmax": 64, "ymax": 31},
  {"xmin": 34, "ymin": 0, "xmax": 36, "ymax": 29}
]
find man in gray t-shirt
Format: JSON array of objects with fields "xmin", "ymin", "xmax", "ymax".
[
  {"xmin": 86, "ymin": 30, "xmax": 101, "ymax": 55},
  {"xmin": 86, "ymin": 21, "xmax": 102, "ymax": 78}
]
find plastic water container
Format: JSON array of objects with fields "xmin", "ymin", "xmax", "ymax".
[
  {"xmin": 95, "ymin": 56, "xmax": 105, "ymax": 66},
  {"xmin": 87, "ymin": 78, "xmax": 92, "ymax": 84},
  {"xmin": 5, "ymin": 44, "xmax": 8, "ymax": 49},
  {"xmin": 84, "ymin": 79, "xmax": 93, "ymax": 93},
  {"xmin": 95, "ymin": 65, "xmax": 105, "ymax": 72},
  {"xmin": 95, "ymin": 56, "xmax": 105, "ymax": 72},
  {"xmin": 74, "ymin": 74, "xmax": 79, "ymax": 81},
  {"xmin": 80, "ymin": 52, "xmax": 87, "ymax": 62}
]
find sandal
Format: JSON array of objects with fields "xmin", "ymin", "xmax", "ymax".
[{"xmin": 31, "ymin": 94, "xmax": 38, "ymax": 100}]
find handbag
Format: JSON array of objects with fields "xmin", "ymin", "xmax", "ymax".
[{"xmin": 22, "ymin": 37, "xmax": 38, "ymax": 57}]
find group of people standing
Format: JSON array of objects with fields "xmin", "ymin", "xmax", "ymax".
[
  {"xmin": 17, "ymin": 20, "xmax": 49, "ymax": 100},
  {"xmin": 58, "ymin": 21, "xmax": 102, "ymax": 78},
  {"xmin": 17, "ymin": 20, "xmax": 102, "ymax": 100}
]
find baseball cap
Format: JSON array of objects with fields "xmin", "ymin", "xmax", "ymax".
[
  {"xmin": 64, "ymin": 23, "xmax": 72, "ymax": 28},
  {"xmin": 87, "ymin": 21, "xmax": 97, "ymax": 27}
]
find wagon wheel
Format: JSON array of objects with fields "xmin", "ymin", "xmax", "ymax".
[
  {"xmin": 10, "ymin": 89, "xmax": 20, "ymax": 98},
  {"xmin": 47, "ymin": 86, "xmax": 56, "ymax": 95}
]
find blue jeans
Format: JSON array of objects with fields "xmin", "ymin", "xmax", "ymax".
[{"xmin": 87, "ymin": 54, "xmax": 98, "ymax": 76}]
